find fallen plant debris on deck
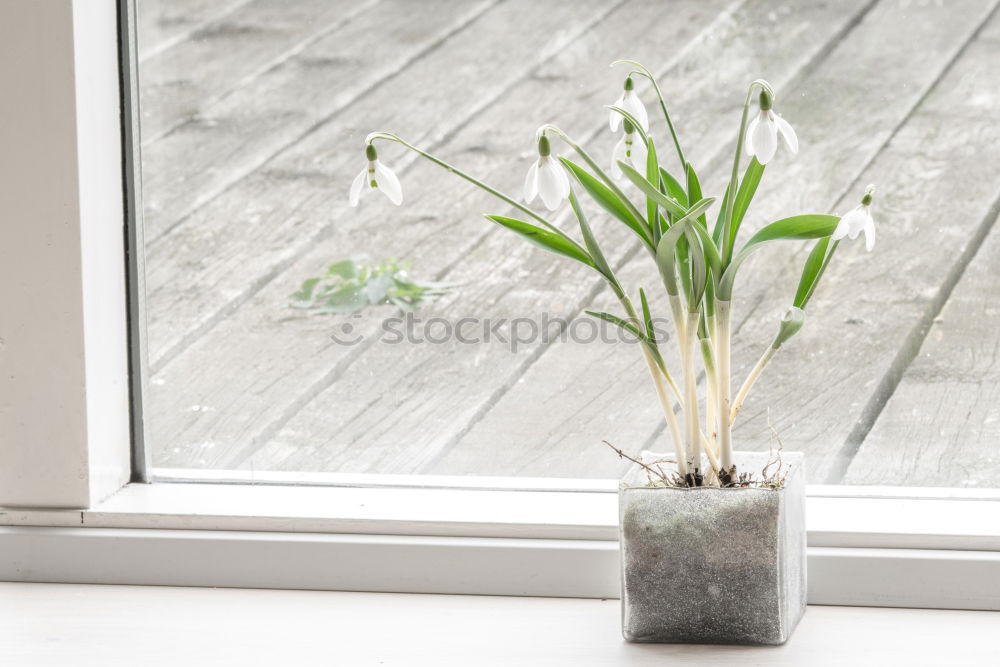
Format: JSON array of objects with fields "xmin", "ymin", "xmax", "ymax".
[{"xmin": 290, "ymin": 257, "xmax": 458, "ymax": 314}]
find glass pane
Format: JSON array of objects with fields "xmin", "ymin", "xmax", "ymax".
[{"xmin": 134, "ymin": 0, "xmax": 1000, "ymax": 487}]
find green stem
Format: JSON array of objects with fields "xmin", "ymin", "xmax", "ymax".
[
  {"xmin": 621, "ymin": 294, "xmax": 682, "ymax": 406},
  {"xmin": 682, "ymin": 311, "xmax": 702, "ymax": 479},
  {"xmin": 701, "ymin": 335, "xmax": 718, "ymax": 449},
  {"xmin": 728, "ymin": 238, "xmax": 841, "ymax": 423},
  {"xmin": 730, "ymin": 343, "xmax": 776, "ymax": 423},
  {"xmin": 614, "ymin": 60, "xmax": 686, "ymax": 168},
  {"xmin": 622, "ymin": 296, "xmax": 688, "ymax": 479},
  {"xmin": 715, "ymin": 299, "xmax": 734, "ymax": 476},
  {"xmin": 721, "ymin": 80, "xmax": 773, "ymax": 266},
  {"xmin": 798, "ymin": 240, "xmax": 840, "ymax": 309},
  {"xmin": 365, "ymin": 132, "xmax": 574, "ymax": 243}
]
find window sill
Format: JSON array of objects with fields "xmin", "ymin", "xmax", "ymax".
[
  {"xmin": 2, "ymin": 481, "xmax": 999, "ymax": 609},
  {"xmin": 2, "ymin": 480, "xmax": 999, "ymax": 547},
  {"xmin": 2, "ymin": 582, "xmax": 997, "ymax": 665}
]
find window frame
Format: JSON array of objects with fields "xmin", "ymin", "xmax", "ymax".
[{"xmin": 0, "ymin": 0, "xmax": 998, "ymax": 611}]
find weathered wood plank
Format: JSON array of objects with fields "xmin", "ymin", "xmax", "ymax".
[
  {"xmin": 841, "ymin": 178, "xmax": 1000, "ymax": 482},
  {"xmin": 145, "ymin": 0, "xmax": 628, "ymax": 468},
  {"xmin": 139, "ymin": 0, "xmax": 496, "ymax": 245},
  {"xmin": 138, "ymin": 0, "xmax": 376, "ymax": 144},
  {"xmin": 423, "ymin": 0, "xmax": 1000, "ymax": 479},
  {"xmin": 842, "ymin": 230, "xmax": 1000, "ymax": 487},
  {"xmin": 136, "ymin": 0, "xmax": 252, "ymax": 60},
  {"xmin": 143, "ymin": 0, "xmax": 499, "ymax": 366},
  {"xmin": 697, "ymin": 2, "xmax": 1000, "ymax": 485},
  {"xmin": 244, "ymin": 0, "xmax": 879, "ymax": 474}
]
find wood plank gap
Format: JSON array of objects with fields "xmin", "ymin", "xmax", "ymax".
[
  {"xmin": 145, "ymin": 0, "xmax": 502, "ymax": 246},
  {"xmin": 242, "ymin": 0, "xmax": 881, "ymax": 475},
  {"xmin": 147, "ymin": 0, "xmax": 626, "ymax": 376},
  {"xmin": 139, "ymin": 0, "xmax": 382, "ymax": 148},
  {"xmin": 226, "ymin": 0, "xmax": 750, "ymax": 470},
  {"xmin": 652, "ymin": 0, "xmax": 1000, "ymax": 476},
  {"xmin": 698, "ymin": 0, "xmax": 882, "ymax": 178},
  {"xmin": 138, "ymin": 0, "xmax": 257, "ymax": 63},
  {"xmin": 820, "ymin": 0, "xmax": 1000, "ymax": 483},
  {"xmin": 408, "ymin": 0, "xmax": 884, "ymax": 472},
  {"xmin": 213, "ymin": 0, "xmax": 637, "ymax": 466},
  {"xmin": 418, "ymin": 242, "xmax": 652, "ymax": 473},
  {"xmin": 412, "ymin": 0, "xmax": 995, "ymax": 479},
  {"xmin": 826, "ymin": 197, "xmax": 1000, "ymax": 484}
]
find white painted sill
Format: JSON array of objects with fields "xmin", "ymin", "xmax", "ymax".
[
  {"xmin": 1, "ymin": 480, "xmax": 999, "ymax": 548},
  {"xmin": 2, "ymin": 480, "xmax": 999, "ymax": 610}
]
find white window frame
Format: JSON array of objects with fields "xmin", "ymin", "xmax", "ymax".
[{"xmin": 1, "ymin": 0, "xmax": 998, "ymax": 611}]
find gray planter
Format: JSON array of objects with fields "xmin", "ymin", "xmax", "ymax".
[{"xmin": 619, "ymin": 451, "xmax": 806, "ymax": 645}]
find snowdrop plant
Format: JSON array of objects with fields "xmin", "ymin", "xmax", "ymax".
[
  {"xmin": 524, "ymin": 135, "xmax": 571, "ymax": 211},
  {"xmin": 350, "ymin": 60, "xmax": 877, "ymax": 487},
  {"xmin": 349, "ymin": 144, "xmax": 402, "ymax": 206}
]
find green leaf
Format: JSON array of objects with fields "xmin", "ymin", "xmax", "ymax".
[
  {"xmin": 658, "ymin": 168, "xmax": 688, "ymax": 208},
  {"xmin": 685, "ymin": 162, "xmax": 707, "ymax": 227},
  {"xmin": 718, "ymin": 214, "xmax": 840, "ymax": 299},
  {"xmin": 675, "ymin": 232, "xmax": 693, "ymax": 299},
  {"xmin": 712, "ymin": 180, "xmax": 732, "ymax": 245},
  {"xmin": 326, "ymin": 259, "xmax": 357, "ymax": 279},
  {"xmin": 364, "ymin": 273, "xmax": 390, "ymax": 304},
  {"xmin": 654, "ymin": 197, "xmax": 716, "ymax": 296},
  {"xmin": 568, "ymin": 189, "xmax": 613, "ymax": 282},
  {"xmin": 713, "ymin": 158, "xmax": 765, "ymax": 251},
  {"xmin": 485, "ymin": 214, "xmax": 594, "ymax": 268},
  {"xmin": 685, "ymin": 218, "xmax": 723, "ymax": 281},
  {"xmin": 794, "ymin": 236, "xmax": 833, "ymax": 308},
  {"xmin": 645, "ymin": 138, "xmax": 661, "ymax": 245},
  {"xmin": 639, "ymin": 288, "xmax": 656, "ymax": 347},
  {"xmin": 585, "ymin": 309, "xmax": 668, "ymax": 376},
  {"xmin": 291, "ymin": 257, "xmax": 457, "ymax": 315},
  {"xmin": 560, "ymin": 157, "xmax": 651, "ymax": 246},
  {"xmin": 290, "ymin": 277, "xmax": 321, "ymax": 303},
  {"xmin": 317, "ymin": 285, "xmax": 368, "ymax": 314},
  {"xmin": 617, "ymin": 160, "xmax": 686, "ymax": 218},
  {"xmin": 686, "ymin": 226, "xmax": 707, "ymax": 307},
  {"xmin": 585, "ymin": 310, "xmax": 644, "ymax": 341},
  {"xmin": 729, "ymin": 157, "xmax": 765, "ymax": 247},
  {"xmin": 740, "ymin": 213, "xmax": 840, "ymax": 248}
]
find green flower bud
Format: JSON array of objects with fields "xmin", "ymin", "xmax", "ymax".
[
  {"xmin": 365, "ymin": 144, "xmax": 378, "ymax": 161},
  {"xmin": 538, "ymin": 133, "xmax": 551, "ymax": 157},
  {"xmin": 861, "ymin": 184, "xmax": 876, "ymax": 206},
  {"xmin": 624, "ymin": 76, "xmax": 634, "ymax": 91},
  {"xmin": 759, "ymin": 89, "xmax": 773, "ymax": 111},
  {"xmin": 773, "ymin": 307, "xmax": 805, "ymax": 348}
]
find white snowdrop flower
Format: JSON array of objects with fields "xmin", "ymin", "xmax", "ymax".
[
  {"xmin": 832, "ymin": 185, "xmax": 877, "ymax": 251},
  {"xmin": 524, "ymin": 134, "xmax": 570, "ymax": 211},
  {"xmin": 609, "ymin": 76, "xmax": 649, "ymax": 133},
  {"xmin": 744, "ymin": 89, "xmax": 798, "ymax": 165},
  {"xmin": 610, "ymin": 119, "xmax": 648, "ymax": 179},
  {"xmin": 349, "ymin": 144, "xmax": 402, "ymax": 207}
]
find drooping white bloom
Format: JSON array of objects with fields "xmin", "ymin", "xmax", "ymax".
[
  {"xmin": 609, "ymin": 76, "xmax": 649, "ymax": 133},
  {"xmin": 744, "ymin": 90, "xmax": 797, "ymax": 165},
  {"xmin": 524, "ymin": 134, "xmax": 569, "ymax": 211},
  {"xmin": 349, "ymin": 144, "xmax": 402, "ymax": 207},
  {"xmin": 832, "ymin": 185, "xmax": 877, "ymax": 251},
  {"xmin": 610, "ymin": 123, "xmax": 648, "ymax": 179}
]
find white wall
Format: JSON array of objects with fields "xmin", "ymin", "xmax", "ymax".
[{"xmin": 0, "ymin": 0, "xmax": 131, "ymax": 508}]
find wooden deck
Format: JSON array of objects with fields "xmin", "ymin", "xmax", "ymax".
[{"xmin": 137, "ymin": 0, "xmax": 1000, "ymax": 486}]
